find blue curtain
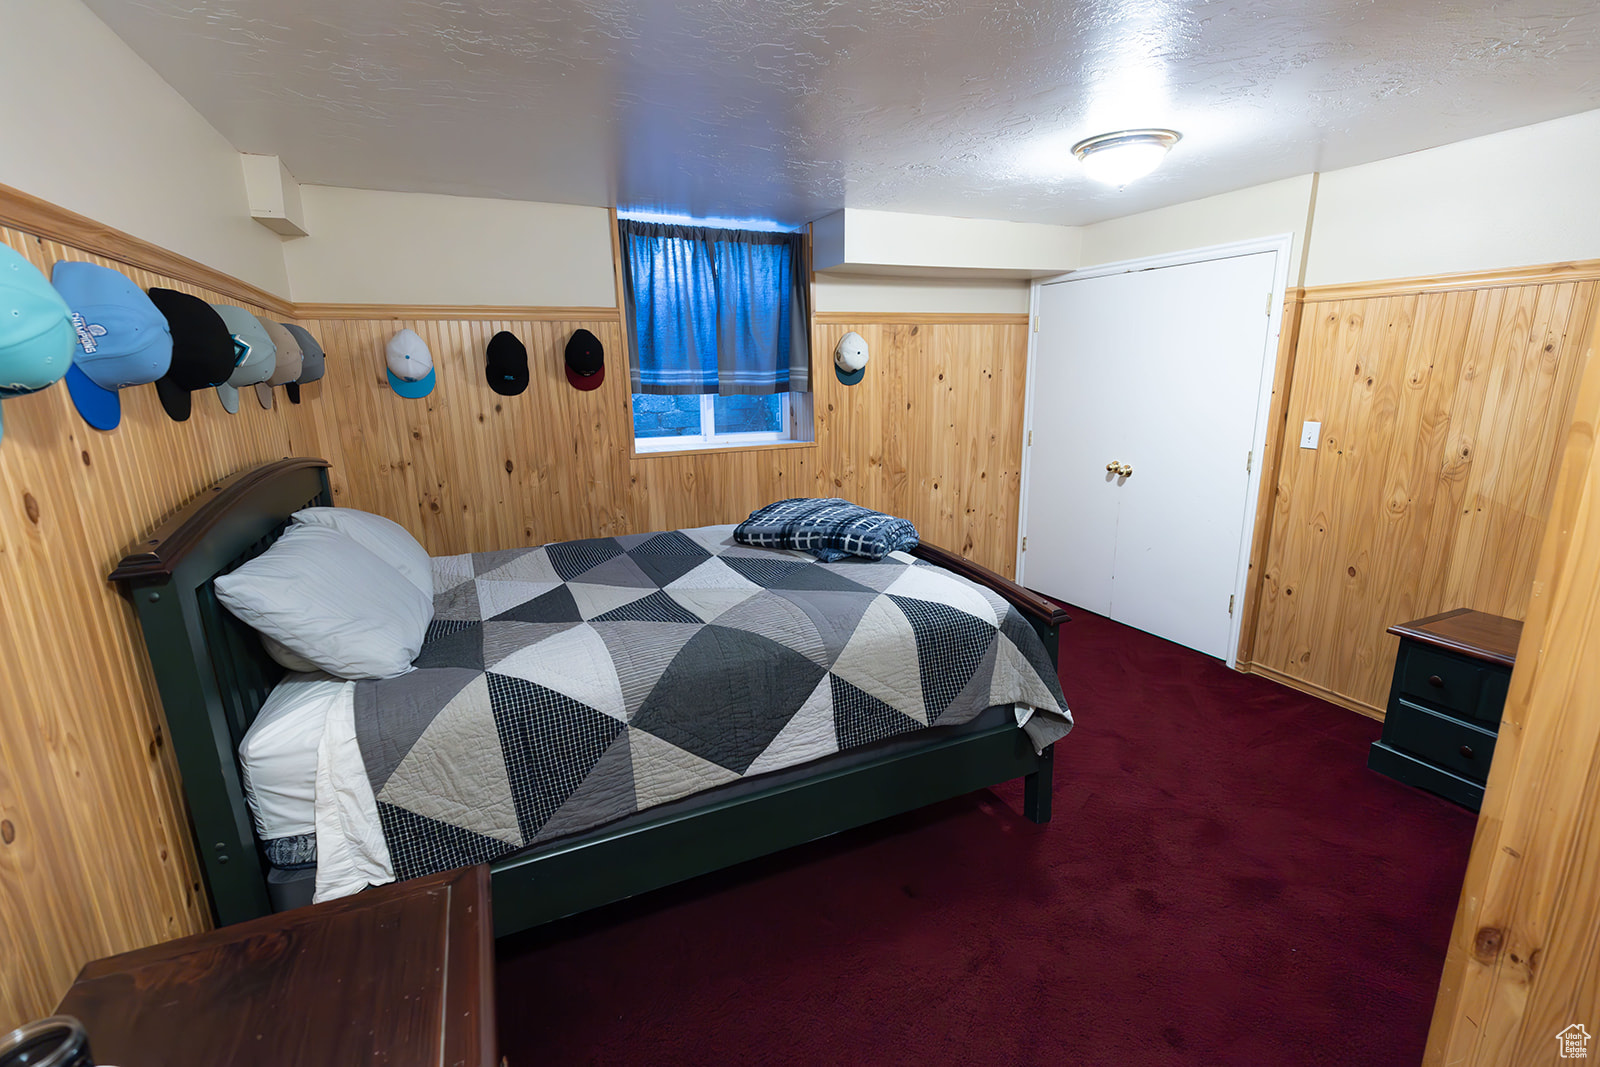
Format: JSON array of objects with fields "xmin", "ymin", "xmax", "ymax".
[{"xmin": 619, "ymin": 221, "xmax": 810, "ymax": 396}]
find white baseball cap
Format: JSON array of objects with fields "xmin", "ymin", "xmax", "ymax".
[
  {"xmin": 386, "ymin": 328, "xmax": 435, "ymax": 399},
  {"xmin": 834, "ymin": 331, "xmax": 868, "ymax": 385}
]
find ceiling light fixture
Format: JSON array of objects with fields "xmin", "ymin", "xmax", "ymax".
[{"xmin": 1071, "ymin": 129, "xmax": 1182, "ymax": 187}]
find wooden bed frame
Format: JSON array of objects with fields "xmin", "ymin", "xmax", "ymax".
[{"xmin": 111, "ymin": 458, "xmax": 1069, "ymax": 936}]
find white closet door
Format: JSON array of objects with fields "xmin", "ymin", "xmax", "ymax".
[
  {"xmin": 1019, "ymin": 273, "xmax": 1133, "ymax": 617},
  {"xmin": 1023, "ymin": 250, "xmax": 1278, "ymax": 659},
  {"xmin": 1105, "ymin": 252, "xmax": 1276, "ymax": 657}
]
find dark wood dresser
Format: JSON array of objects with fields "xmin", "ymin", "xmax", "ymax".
[
  {"xmin": 56, "ymin": 865, "xmax": 495, "ymax": 1067},
  {"xmin": 1367, "ymin": 608, "xmax": 1521, "ymax": 811}
]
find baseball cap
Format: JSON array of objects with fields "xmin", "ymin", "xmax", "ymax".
[
  {"xmin": 486, "ymin": 331, "xmax": 528, "ymax": 396},
  {"xmin": 386, "ymin": 328, "xmax": 434, "ymax": 399},
  {"xmin": 0, "ymin": 241, "xmax": 76, "ymax": 445},
  {"xmin": 254, "ymin": 316, "xmax": 302, "ymax": 410},
  {"xmin": 147, "ymin": 288, "xmax": 236, "ymax": 422},
  {"xmin": 211, "ymin": 304, "xmax": 276, "ymax": 414},
  {"xmin": 564, "ymin": 328, "xmax": 604, "ymax": 391},
  {"xmin": 281, "ymin": 323, "xmax": 323, "ymax": 404},
  {"xmin": 51, "ymin": 261, "xmax": 173, "ymax": 431},
  {"xmin": 834, "ymin": 331, "xmax": 868, "ymax": 386}
]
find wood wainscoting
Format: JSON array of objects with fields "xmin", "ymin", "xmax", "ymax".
[
  {"xmin": 0, "ymin": 199, "xmax": 1028, "ymax": 1026},
  {"xmin": 1240, "ymin": 269, "xmax": 1598, "ymax": 716},
  {"xmin": 1424, "ymin": 299, "xmax": 1600, "ymax": 1065}
]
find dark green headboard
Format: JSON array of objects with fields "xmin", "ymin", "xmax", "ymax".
[{"xmin": 111, "ymin": 458, "xmax": 332, "ymax": 925}]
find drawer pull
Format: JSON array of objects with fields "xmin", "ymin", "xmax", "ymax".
[
  {"xmin": 1460, "ymin": 745, "xmax": 1475, "ymax": 759},
  {"xmin": 1428, "ymin": 674, "xmax": 1445, "ymax": 688}
]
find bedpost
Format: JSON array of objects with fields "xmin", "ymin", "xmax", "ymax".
[
  {"xmin": 908, "ymin": 545, "xmax": 1067, "ymax": 827},
  {"xmin": 1021, "ymin": 616, "xmax": 1059, "ymax": 823},
  {"xmin": 1023, "ymin": 743, "xmax": 1054, "ymax": 824}
]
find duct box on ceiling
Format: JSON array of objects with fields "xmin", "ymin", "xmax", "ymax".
[{"xmin": 240, "ymin": 153, "xmax": 309, "ymax": 238}]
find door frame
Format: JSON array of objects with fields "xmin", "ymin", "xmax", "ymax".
[{"xmin": 1017, "ymin": 234, "xmax": 1293, "ymax": 668}]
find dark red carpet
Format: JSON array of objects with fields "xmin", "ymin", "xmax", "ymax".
[{"xmin": 496, "ymin": 608, "xmax": 1476, "ymax": 1066}]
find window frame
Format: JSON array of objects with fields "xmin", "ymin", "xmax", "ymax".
[
  {"xmin": 633, "ymin": 392, "xmax": 810, "ymax": 454},
  {"xmin": 616, "ymin": 212, "xmax": 818, "ymax": 457}
]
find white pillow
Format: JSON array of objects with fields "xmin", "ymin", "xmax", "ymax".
[
  {"xmin": 239, "ymin": 672, "xmax": 350, "ymax": 839},
  {"xmin": 292, "ymin": 506, "xmax": 433, "ymax": 598},
  {"xmin": 261, "ymin": 634, "xmax": 321, "ymax": 674},
  {"xmin": 216, "ymin": 524, "xmax": 432, "ymax": 680}
]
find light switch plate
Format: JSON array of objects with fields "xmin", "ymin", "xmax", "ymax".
[{"xmin": 1300, "ymin": 421, "xmax": 1321, "ymax": 449}]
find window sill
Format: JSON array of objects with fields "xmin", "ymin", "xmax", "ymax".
[{"xmin": 630, "ymin": 439, "xmax": 819, "ymax": 460}]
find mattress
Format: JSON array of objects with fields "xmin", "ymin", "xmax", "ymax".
[{"xmin": 237, "ymin": 671, "xmax": 350, "ymax": 840}]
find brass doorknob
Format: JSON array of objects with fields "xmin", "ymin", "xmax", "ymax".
[
  {"xmin": 1106, "ymin": 461, "xmax": 1120, "ymax": 473},
  {"xmin": 1116, "ymin": 463, "xmax": 1133, "ymax": 477}
]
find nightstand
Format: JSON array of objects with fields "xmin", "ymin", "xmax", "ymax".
[
  {"xmin": 1367, "ymin": 608, "xmax": 1521, "ymax": 811},
  {"xmin": 56, "ymin": 865, "xmax": 495, "ymax": 1067}
]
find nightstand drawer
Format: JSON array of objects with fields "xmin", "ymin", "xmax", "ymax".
[
  {"xmin": 1382, "ymin": 698, "xmax": 1497, "ymax": 782},
  {"xmin": 1398, "ymin": 645, "xmax": 1494, "ymax": 722}
]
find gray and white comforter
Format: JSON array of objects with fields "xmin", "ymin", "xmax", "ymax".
[{"xmin": 347, "ymin": 524, "xmax": 1071, "ymax": 883}]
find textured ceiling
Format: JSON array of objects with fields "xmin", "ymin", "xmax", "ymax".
[{"xmin": 86, "ymin": 0, "xmax": 1600, "ymax": 227}]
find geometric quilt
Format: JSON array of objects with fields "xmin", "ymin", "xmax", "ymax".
[{"xmin": 355, "ymin": 524, "xmax": 1072, "ymax": 881}]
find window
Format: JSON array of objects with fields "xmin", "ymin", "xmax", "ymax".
[{"xmin": 619, "ymin": 218, "xmax": 812, "ymax": 452}]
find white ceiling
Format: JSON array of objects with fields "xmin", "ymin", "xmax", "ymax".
[{"xmin": 86, "ymin": 0, "xmax": 1600, "ymax": 228}]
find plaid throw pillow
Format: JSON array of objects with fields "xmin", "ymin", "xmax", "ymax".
[{"xmin": 734, "ymin": 497, "xmax": 920, "ymax": 562}]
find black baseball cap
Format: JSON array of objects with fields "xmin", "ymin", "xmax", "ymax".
[
  {"xmin": 486, "ymin": 331, "xmax": 528, "ymax": 396},
  {"xmin": 564, "ymin": 329, "xmax": 604, "ymax": 391},
  {"xmin": 146, "ymin": 288, "xmax": 236, "ymax": 422}
]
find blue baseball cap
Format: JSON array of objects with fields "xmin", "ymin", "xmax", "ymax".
[
  {"xmin": 210, "ymin": 304, "xmax": 276, "ymax": 414},
  {"xmin": 0, "ymin": 242, "xmax": 76, "ymax": 446},
  {"xmin": 51, "ymin": 261, "xmax": 174, "ymax": 431},
  {"xmin": 386, "ymin": 328, "xmax": 435, "ymax": 399}
]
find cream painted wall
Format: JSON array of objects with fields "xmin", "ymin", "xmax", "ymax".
[
  {"xmin": 283, "ymin": 186, "xmax": 617, "ymax": 307},
  {"xmin": 1303, "ymin": 108, "xmax": 1600, "ymax": 287},
  {"xmin": 282, "ymin": 188, "xmax": 1032, "ymax": 314},
  {"xmin": 814, "ymin": 208, "xmax": 1080, "ymax": 277},
  {"xmin": 813, "ymin": 274, "xmax": 1029, "ymax": 315},
  {"xmin": 0, "ymin": 0, "xmax": 289, "ymax": 296},
  {"xmin": 1077, "ymin": 175, "xmax": 1317, "ymax": 283}
]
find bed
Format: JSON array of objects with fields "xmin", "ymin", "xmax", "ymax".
[{"xmin": 111, "ymin": 458, "xmax": 1070, "ymax": 936}]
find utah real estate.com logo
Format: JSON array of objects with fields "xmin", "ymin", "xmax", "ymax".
[{"xmin": 1559, "ymin": 1023, "xmax": 1592, "ymax": 1059}]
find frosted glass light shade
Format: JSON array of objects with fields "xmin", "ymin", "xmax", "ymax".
[{"xmin": 1072, "ymin": 129, "xmax": 1182, "ymax": 186}]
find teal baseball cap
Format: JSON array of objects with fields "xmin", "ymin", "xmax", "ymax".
[
  {"xmin": 0, "ymin": 241, "xmax": 76, "ymax": 446},
  {"xmin": 386, "ymin": 328, "xmax": 435, "ymax": 399},
  {"xmin": 210, "ymin": 304, "xmax": 276, "ymax": 414},
  {"xmin": 51, "ymin": 261, "xmax": 174, "ymax": 431}
]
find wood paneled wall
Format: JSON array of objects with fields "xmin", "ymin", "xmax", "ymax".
[
  {"xmin": 0, "ymin": 208, "xmax": 1027, "ymax": 1026},
  {"xmin": 1244, "ymin": 275, "xmax": 1598, "ymax": 715},
  {"xmin": 298, "ymin": 316, "xmax": 1028, "ymax": 573},
  {"xmin": 0, "ymin": 224, "xmax": 295, "ymax": 1029},
  {"xmin": 1425, "ymin": 301, "xmax": 1600, "ymax": 1064}
]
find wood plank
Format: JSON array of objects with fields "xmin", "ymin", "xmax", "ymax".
[
  {"xmin": 1424, "ymin": 286, "xmax": 1600, "ymax": 1065},
  {"xmin": 1235, "ymin": 289, "xmax": 1304, "ymax": 666},
  {"xmin": 1248, "ymin": 279, "xmax": 1597, "ymax": 712}
]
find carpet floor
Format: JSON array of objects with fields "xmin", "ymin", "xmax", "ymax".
[{"xmin": 496, "ymin": 606, "xmax": 1477, "ymax": 1066}]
